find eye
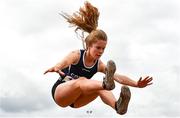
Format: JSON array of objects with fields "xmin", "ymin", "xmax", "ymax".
[{"xmin": 96, "ymin": 46, "xmax": 101, "ymax": 50}]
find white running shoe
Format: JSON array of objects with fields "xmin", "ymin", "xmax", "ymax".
[{"xmin": 102, "ymin": 60, "xmax": 116, "ymax": 90}]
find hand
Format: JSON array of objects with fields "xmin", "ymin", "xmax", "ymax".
[
  {"xmin": 44, "ymin": 67, "xmax": 65, "ymax": 76},
  {"xmin": 137, "ymin": 76, "xmax": 153, "ymax": 88}
]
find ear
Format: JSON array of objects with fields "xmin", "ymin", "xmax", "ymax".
[{"xmin": 86, "ymin": 44, "xmax": 91, "ymax": 50}]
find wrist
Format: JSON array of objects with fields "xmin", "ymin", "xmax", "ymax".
[
  {"xmin": 54, "ymin": 66, "xmax": 60, "ymax": 71},
  {"xmin": 135, "ymin": 81, "xmax": 139, "ymax": 88}
]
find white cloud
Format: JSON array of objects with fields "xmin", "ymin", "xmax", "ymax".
[{"xmin": 0, "ymin": 0, "xmax": 180, "ymax": 117}]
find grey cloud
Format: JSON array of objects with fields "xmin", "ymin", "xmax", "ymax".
[
  {"xmin": 0, "ymin": 67, "xmax": 53, "ymax": 113},
  {"xmin": 105, "ymin": 0, "xmax": 180, "ymax": 71},
  {"xmin": 2, "ymin": 0, "xmax": 69, "ymax": 36},
  {"xmin": 1, "ymin": 96, "xmax": 46, "ymax": 113},
  {"xmin": 1, "ymin": 0, "xmax": 180, "ymax": 117},
  {"xmin": 106, "ymin": 0, "xmax": 180, "ymax": 43}
]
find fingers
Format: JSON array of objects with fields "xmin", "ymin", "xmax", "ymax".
[
  {"xmin": 44, "ymin": 67, "xmax": 54, "ymax": 75},
  {"xmin": 147, "ymin": 82, "xmax": 153, "ymax": 86},
  {"xmin": 147, "ymin": 77, "xmax": 153, "ymax": 82},
  {"xmin": 144, "ymin": 76, "xmax": 153, "ymax": 86},
  {"xmin": 142, "ymin": 76, "xmax": 153, "ymax": 82},
  {"xmin": 44, "ymin": 70, "xmax": 49, "ymax": 75},
  {"xmin": 58, "ymin": 70, "xmax": 65, "ymax": 76},
  {"xmin": 138, "ymin": 77, "xmax": 142, "ymax": 82},
  {"xmin": 44, "ymin": 66, "xmax": 66, "ymax": 77},
  {"xmin": 144, "ymin": 76, "xmax": 150, "ymax": 81},
  {"xmin": 138, "ymin": 76, "xmax": 153, "ymax": 88},
  {"xmin": 144, "ymin": 77, "xmax": 153, "ymax": 85}
]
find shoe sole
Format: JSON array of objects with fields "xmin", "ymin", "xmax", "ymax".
[
  {"xmin": 117, "ymin": 86, "xmax": 131, "ymax": 115},
  {"xmin": 104, "ymin": 60, "xmax": 116, "ymax": 90}
]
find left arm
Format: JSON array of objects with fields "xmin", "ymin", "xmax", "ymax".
[
  {"xmin": 98, "ymin": 60, "xmax": 153, "ymax": 88},
  {"xmin": 114, "ymin": 73, "xmax": 153, "ymax": 88}
]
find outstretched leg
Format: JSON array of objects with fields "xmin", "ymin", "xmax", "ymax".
[
  {"xmin": 71, "ymin": 89, "xmax": 116, "ymax": 108},
  {"xmin": 115, "ymin": 86, "xmax": 131, "ymax": 115},
  {"xmin": 98, "ymin": 86, "xmax": 131, "ymax": 115},
  {"xmin": 69, "ymin": 86, "xmax": 131, "ymax": 115},
  {"xmin": 54, "ymin": 78, "xmax": 131, "ymax": 115}
]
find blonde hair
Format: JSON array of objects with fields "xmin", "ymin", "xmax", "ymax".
[{"xmin": 60, "ymin": 1, "xmax": 107, "ymax": 49}]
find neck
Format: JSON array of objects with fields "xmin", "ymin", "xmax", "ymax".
[{"xmin": 85, "ymin": 50, "xmax": 96, "ymax": 64}]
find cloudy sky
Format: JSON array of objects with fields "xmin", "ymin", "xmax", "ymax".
[{"xmin": 0, "ymin": 0, "xmax": 180, "ymax": 117}]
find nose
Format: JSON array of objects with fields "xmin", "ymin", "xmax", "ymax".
[{"xmin": 99, "ymin": 48, "xmax": 104, "ymax": 54}]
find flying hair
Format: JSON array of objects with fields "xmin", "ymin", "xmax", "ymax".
[{"xmin": 60, "ymin": 1, "xmax": 100, "ymax": 49}]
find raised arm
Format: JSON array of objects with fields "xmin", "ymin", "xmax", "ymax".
[
  {"xmin": 44, "ymin": 50, "xmax": 80, "ymax": 75},
  {"xmin": 98, "ymin": 60, "xmax": 153, "ymax": 88},
  {"xmin": 114, "ymin": 73, "xmax": 153, "ymax": 88}
]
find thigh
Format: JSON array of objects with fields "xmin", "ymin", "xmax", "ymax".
[
  {"xmin": 73, "ymin": 92, "xmax": 99, "ymax": 108},
  {"xmin": 54, "ymin": 80, "xmax": 82, "ymax": 107}
]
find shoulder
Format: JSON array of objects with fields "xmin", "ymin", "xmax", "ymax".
[
  {"xmin": 69, "ymin": 49, "xmax": 80, "ymax": 56},
  {"xmin": 98, "ymin": 60, "xmax": 106, "ymax": 74},
  {"xmin": 69, "ymin": 49, "xmax": 81, "ymax": 64}
]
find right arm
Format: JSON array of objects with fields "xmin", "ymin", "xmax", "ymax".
[{"xmin": 44, "ymin": 50, "xmax": 80, "ymax": 75}]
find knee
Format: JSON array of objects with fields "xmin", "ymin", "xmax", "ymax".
[
  {"xmin": 78, "ymin": 77, "xmax": 87, "ymax": 81},
  {"xmin": 74, "ymin": 77, "xmax": 88, "ymax": 89},
  {"xmin": 58, "ymin": 103, "xmax": 68, "ymax": 108},
  {"xmin": 54, "ymin": 99, "xmax": 69, "ymax": 108},
  {"xmin": 74, "ymin": 77, "xmax": 87, "ymax": 86}
]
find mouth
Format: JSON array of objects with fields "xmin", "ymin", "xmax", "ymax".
[{"xmin": 96, "ymin": 54, "xmax": 101, "ymax": 57}]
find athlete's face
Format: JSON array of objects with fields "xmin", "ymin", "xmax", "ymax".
[{"xmin": 89, "ymin": 40, "xmax": 107, "ymax": 59}]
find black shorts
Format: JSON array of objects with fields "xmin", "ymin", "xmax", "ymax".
[
  {"xmin": 51, "ymin": 76, "xmax": 74, "ymax": 107},
  {"xmin": 51, "ymin": 78, "xmax": 65, "ymax": 101}
]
